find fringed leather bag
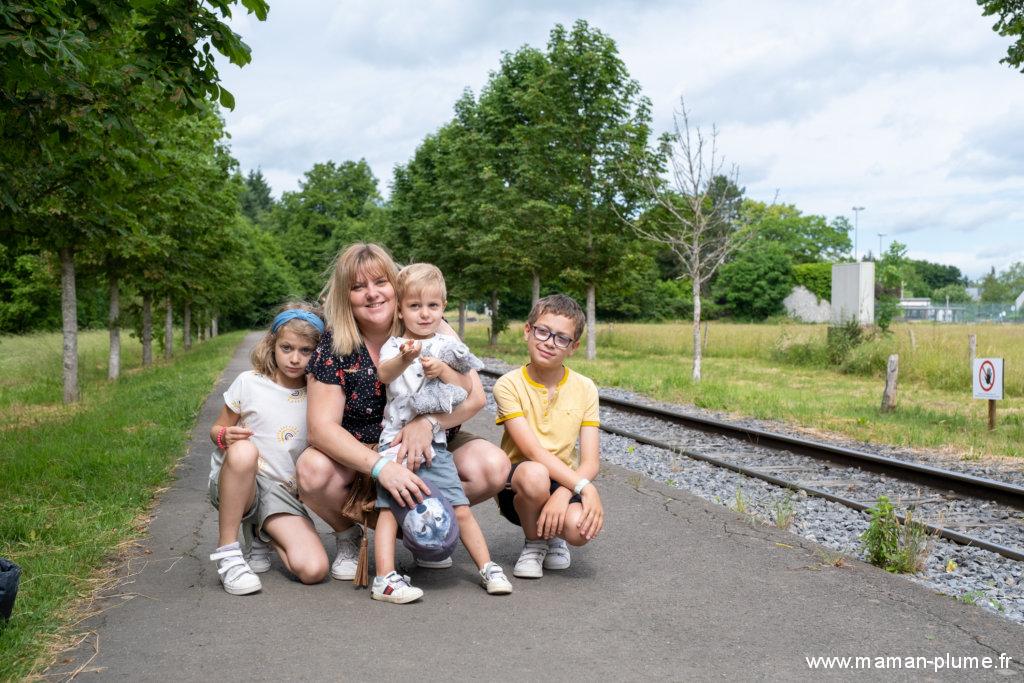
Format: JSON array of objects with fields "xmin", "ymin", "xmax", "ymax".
[{"xmin": 339, "ymin": 472, "xmax": 379, "ymax": 587}]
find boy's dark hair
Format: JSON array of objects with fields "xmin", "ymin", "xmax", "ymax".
[{"xmin": 527, "ymin": 294, "xmax": 586, "ymax": 340}]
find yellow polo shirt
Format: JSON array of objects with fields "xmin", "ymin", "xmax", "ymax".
[{"xmin": 493, "ymin": 365, "xmax": 600, "ymax": 468}]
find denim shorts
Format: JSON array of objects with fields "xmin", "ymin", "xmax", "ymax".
[{"xmin": 375, "ymin": 444, "xmax": 470, "ymax": 509}]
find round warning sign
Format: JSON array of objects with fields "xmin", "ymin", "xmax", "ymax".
[
  {"xmin": 972, "ymin": 357, "xmax": 1003, "ymax": 400},
  {"xmin": 978, "ymin": 360, "xmax": 995, "ymax": 392}
]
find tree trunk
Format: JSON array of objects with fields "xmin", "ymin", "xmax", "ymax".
[
  {"xmin": 183, "ymin": 301, "xmax": 192, "ymax": 351},
  {"xmin": 141, "ymin": 294, "xmax": 153, "ymax": 366},
  {"xmin": 489, "ymin": 291, "xmax": 499, "ymax": 346},
  {"xmin": 457, "ymin": 301, "xmax": 466, "ymax": 339},
  {"xmin": 108, "ymin": 273, "xmax": 120, "ymax": 380},
  {"xmin": 164, "ymin": 298, "xmax": 173, "ymax": 359},
  {"xmin": 212, "ymin": 314, "xmax": 218, "ymax": 338},
  {"xmin": 60, "ymin": 247, "xmax": 79, "ymax": 403},
  {"xmin": 531, "ymin": 271, "xmax": 541, "ymax": 307},
  {"xmin": 586, "ymin": 283, "xmax": 596, "ymax": 360},
  {"xmin": 692, "ymin": 279, "xmax": 702, "ymax": 382},
  {"xmin": 199, "ymin": 310, "xmax": 206, "ymax": 342}
]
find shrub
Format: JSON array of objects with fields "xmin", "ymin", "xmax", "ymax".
[
  {"xmin": 792, "ymin": 262, "xmax": 832, "ymax": 301},
  {"xmin": 715, "ymin": 242, "xmax": 794, "ymax": 320},
  {"xmin": 825, "ymin": 319, "xmax": 863, "ymax": 364},
  {"xmin": 861, "ymin": 496, "xmax": 934, "ymax": 573}
]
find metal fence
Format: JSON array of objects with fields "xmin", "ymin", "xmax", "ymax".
[{"xmin": 896, "ymin": 302, "xmax": 1024, "ymax": 323}]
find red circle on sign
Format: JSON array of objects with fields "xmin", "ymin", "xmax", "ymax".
[{"xmin": 978, "ymin": 360, "xmax": 996, "ymax": 392}]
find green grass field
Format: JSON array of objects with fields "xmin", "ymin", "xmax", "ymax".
[
  {"xmin": 0, "ymin": 329, "xmax": 243, "ymax": 680},
  {"xmin": 465, "ymin": 320, "xmax": 1024, "ymax": 459}
]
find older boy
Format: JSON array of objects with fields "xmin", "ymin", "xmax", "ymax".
[{"xmin": 492, "ymin": 294, "xmax": 604, "ymax": 578}]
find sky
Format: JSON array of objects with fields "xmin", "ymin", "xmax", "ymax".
[{"xmin": 219, "ymin": 0, "xmax": 1024, "ymax": 280}]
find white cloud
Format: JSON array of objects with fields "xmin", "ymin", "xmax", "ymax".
[{"xmin": 219, "ymin": 0, "xmax": 1024, "ymax": 278}]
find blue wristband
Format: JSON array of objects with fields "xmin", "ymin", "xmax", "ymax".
[{"xmin": 370, "ymin": 456, "xmax": 388, "ymax": 480}]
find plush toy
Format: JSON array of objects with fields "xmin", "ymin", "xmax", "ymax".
[{"xmin": 409, "ymin": 340, "xmax": 484, "ymax": 416}]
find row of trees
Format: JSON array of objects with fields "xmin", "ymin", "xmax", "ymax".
[
  {"xmin": 10, "ymin": 14, "xmax": 1019, "ymax": 398},
  {"xmin": 1, "ymin": 1, "xmax": 271, "ymax": 401}
]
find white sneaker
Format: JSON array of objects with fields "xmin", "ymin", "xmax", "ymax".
[
  {"xmin": 371, "ymin": 571, "xmax": 424, "ymax": 604},
  {"xmin": 543, "ymin": 537, "xmax": 571, "ymax": 570},
  {"xmin": 416, "ymin": 556, "xmax": 453, "ymax": 569},
  {"xmin": 331, "ymin": 526, "xmax": 361, "ymax": 580},
  {"xmin": 513, "ymin": 539, "xmax": 548, "ymax": 579},
  {"xmin": 479, "ymin": 562, "xmax": 513, "ymax": 595},
  {"xmin": 210, "ymin": 545, "xmax": 261, "ymax": 596},
  {"xmin": 247, "ymin": 533, "xmax": 272, "ymax": 574}
]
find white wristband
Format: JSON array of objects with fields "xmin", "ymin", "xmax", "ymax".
[{"xmin": 573, "ymin": 478, "xmax": 591, "ymax": 496}]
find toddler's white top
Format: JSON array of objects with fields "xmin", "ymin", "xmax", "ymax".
[{"xmin": 378, "ymin": 333, "xmax": 470, "ymax": 446}]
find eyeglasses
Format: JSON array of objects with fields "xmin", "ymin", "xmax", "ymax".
[{"xmin": 529, "ymin": 324, "xmax": 575, "ymax": 349}]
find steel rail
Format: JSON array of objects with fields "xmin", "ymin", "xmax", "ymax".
[
  {"xmin": 478, "ymin": 367, "xmax": 1024, "ymax": 511},
  {"xmin": 478, "ymin": 366, "xmax": 1024, "ymax": 562},
  {"xmin": 599, "ymin": 422, "xmax": 1024, "ymax": 563}
]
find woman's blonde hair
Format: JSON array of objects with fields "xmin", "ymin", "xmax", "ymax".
[
  {"xmin": 321, "ymin": 242, "xmax": 401, "ymax": 356},
  {"xmin": 250, "ymin": 301, "xmax": 323, "ymax": 376}
]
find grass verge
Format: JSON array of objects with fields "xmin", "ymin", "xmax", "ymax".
[
  {"xmin": 465, "ymin": 322, "xmax": 1023, "ymax": 459},
  {"xmin": 0, "ymin": 329, "xmax": 244, "ymax": 680}
]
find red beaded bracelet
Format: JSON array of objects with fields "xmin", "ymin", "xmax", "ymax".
[{"xmin": 216, "ymin": 426, "xmax": 227, "ymax": 450}]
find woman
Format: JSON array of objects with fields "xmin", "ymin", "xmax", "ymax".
[{"xmin": 296, "ymin": 243, "xmax": 510, "ymax": 580}]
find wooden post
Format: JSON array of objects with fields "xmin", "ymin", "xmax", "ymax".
[
  {"xmin": 988, "ymin": 399, "xmax": 996, "ymax": 431},
  {"xmin": 881, "ymin": 354, "xmax": 899, "ymax": 412},
  {"xmin": 908, "ymin": 327, "xmax": 916, "ymax": 351},
  {"xmin": 968, "ymin": 334, "xmax": 976, "ymax": 368},
  {"xmin": 702, "ymin": 321, "xmax": 709, "ymax": 352}
]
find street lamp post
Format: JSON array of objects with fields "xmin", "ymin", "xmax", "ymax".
[
  {"xmin": 852, "ymin": 206, "xmax": 865, "ymax": 260},
  {"xmin": 878, "ymin": 232, "xmax": 886, "ymax": 257}
]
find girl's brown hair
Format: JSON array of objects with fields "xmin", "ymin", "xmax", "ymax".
[
  {"xmin": 321, "ymin": 242, "xmax": 401, "ymax": 356},
  {"xmin": 250, "ymin": 301, "xmax": 323, "ymax": 376}
]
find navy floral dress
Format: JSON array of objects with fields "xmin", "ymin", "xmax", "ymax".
[{"xmin": 306, "ymin": 330, "xmax": 386, "ymax": 445}]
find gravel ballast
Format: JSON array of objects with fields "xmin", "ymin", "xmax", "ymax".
[{"xmin": 480, "ymin": 360, "xmax": 1024, "ymax": 625}]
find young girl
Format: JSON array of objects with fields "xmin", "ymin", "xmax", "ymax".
[
  {"xmin": 208, "ymin": 303, "xmax": 331, "ymax": 595},
  {"xmin": 370, "ymin": 263, "xmax": 512, "ymax": 603}
]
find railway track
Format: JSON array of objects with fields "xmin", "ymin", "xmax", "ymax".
[{"xmin": 478, "ymin": 367, "xmax": 1024, "ymax": 563}]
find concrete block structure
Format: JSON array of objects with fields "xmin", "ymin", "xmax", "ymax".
[
  {"xmin": 831, "ymin": 262, "xmax": 874, "ymax": 324},
  {"xmin": 784, "ymin": 285, "xmax": 832, "ymax": 323}
]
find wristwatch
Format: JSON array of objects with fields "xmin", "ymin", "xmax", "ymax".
[{"xmin": 425, "ymin": 415, "xmax": 443, "ymax": 437}]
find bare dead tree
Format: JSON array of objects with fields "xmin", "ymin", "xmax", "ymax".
[{"xmin": 628, "ymin": 99, "xmax": 752, "ymax": 381}]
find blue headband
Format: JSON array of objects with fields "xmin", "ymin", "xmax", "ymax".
[{"xmin": 272, "ymin": 309, "xmax": 324, "ymax": 334}]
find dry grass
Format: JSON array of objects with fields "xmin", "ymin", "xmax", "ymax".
[{"xmin": 465, "ymin": 320, "xmax": 1024, "ymax": 460}]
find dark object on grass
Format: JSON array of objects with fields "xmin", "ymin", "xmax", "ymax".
[{"xmin": 0, "ymin": 557, "xmax": 22, "ymax": 620}]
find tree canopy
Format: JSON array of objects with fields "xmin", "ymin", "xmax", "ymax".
[{"xmin": 978, "ymin": 0, "xmax": 1024, "ymax": 72}]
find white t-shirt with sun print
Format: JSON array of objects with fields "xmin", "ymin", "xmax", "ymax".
[{"xmin": 209, "ymin": 370, "xmax": 308, "ymax": 494}]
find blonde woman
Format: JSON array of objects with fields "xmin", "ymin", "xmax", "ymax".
[{"xmin": 297, "ymin": 243, "xmax": 509, "ymax": 581}]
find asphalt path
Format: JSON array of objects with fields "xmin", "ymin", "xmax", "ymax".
[{"xmin": 49, "ymin": 333, "xmax": 1024, "ymax": 681}]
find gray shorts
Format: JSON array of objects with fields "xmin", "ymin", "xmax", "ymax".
[
  {"xmin": 209, "ymin": 472, "xmax": 312, "ymax": 542},
  {"xmin": 375, "ymin": 444, "xmax": 470, "ymax": 508}
]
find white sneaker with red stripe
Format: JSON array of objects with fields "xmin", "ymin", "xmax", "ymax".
[{"xmin": 371, "ymin": 571, "xmax": 423, "ymax": 604}]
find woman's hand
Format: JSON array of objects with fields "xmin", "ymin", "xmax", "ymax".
[
  {"xmin": 224, "ymin": 425, "xmax": 253, "ymax": 447},
  {"xmin": 377, "ymin": 460, "xmax": 431, "ymax": 508},
  {"xmin": 391, "ymin": 416, "xmax": 434, "ymax": 470},
  {"xmin": 578, "ymin": 485, "xmax": 604, "ymax": 540},
  {"xmin": 537, "ymin": 487, "xmax": 572, "ymax": 539}
]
